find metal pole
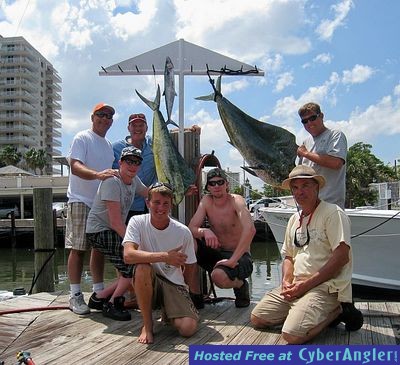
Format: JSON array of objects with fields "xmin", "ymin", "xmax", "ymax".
[{"xmin": 178, "ymin": 38, "xmax": 185, "ymax": 223}]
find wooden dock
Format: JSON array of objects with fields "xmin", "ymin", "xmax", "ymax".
[{"xmin": 0, "ymin": 292, "xmax": 399, "ymax": 364}]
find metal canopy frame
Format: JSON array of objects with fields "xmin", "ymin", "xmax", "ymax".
[{"xmin": 99, "ymin": 38, "xmax": 264, "ymax": 221}]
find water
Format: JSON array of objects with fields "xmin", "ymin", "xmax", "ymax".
[{"xmin": 0, "ymin": 236, "xmax": 282, "ymax": 301}]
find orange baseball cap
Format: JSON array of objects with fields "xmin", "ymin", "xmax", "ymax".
[{"xmin": 92, "ymin": 103, "xmax": 115, "ymax": 115}]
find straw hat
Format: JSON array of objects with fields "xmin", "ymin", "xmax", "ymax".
[{"xmin": 281, "ymin": 165, "xmax": 326, "ymax": 189}]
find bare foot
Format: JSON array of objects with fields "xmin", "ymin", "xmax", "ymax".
[{"xmin": 138, "ymin": 326, "xmax": 154, "ymax": 344}]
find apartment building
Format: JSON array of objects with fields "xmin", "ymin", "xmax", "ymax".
[{"xmin": 0, "ymin": 35, "xmax": 61, "ymax": 174}]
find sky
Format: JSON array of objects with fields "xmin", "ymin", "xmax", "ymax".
[{"xmin": 1, "ymin": 0, "xmax": 400, "ymax": 191}]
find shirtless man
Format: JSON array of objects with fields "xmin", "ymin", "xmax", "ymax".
[{"xmin": 188, "ymin": 168, "xmax": 256, "ymax": 307}]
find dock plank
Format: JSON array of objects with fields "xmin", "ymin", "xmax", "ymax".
[{"xmin": 0, "ymin": 292, "xmax": 399, "ymax": 365}]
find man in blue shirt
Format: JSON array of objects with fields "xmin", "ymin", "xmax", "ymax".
[{"xmin": 113, "ymin": 113, "xmax": 157, "ymax": 219}]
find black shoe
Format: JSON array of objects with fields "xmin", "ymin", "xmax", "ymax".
[
  {"xmin": 329, "ymin": 302, "xmax": 363, "ymax": 331},
  {"xmin": 233, "ymin": 280, "xmax": 250, "ymax": 308},
  {"xmin": 102, "ymin": 296, "xmax": 131, "ymax": 321},
  {"xmin": 190, "ymin": 292, "xmax": 205, "ymax": 309},
  {"xmin": 88, "ymin": 292, "xmax": 109, "ymax": 310}
]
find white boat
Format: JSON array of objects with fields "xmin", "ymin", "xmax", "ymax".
[{"xmin": 258, "ymin": 205, "xmax": 400, "ymax": 291}]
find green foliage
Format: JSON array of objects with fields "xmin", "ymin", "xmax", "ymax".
[
  {"xmin": 24, "ymin": 148, "xmax": 49, "ymax": 175},
  {"xmin": 262, "ymin": 184, "xmax": 290, "ymax": 198},
  {"xmin": 0, "ymin": 145, "xmax": 22, "ymax": 167},
  {"xmin": 346, "ymin": 142, "xmax": 396, "ymax": 207}
]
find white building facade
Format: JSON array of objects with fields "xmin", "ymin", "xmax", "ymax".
[{"xmin": 0, "ymin": 35, "xmax": 62, "ymax": 174}]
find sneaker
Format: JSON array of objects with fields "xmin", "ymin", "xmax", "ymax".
[
  {"xmin": 69, "ymin": 292, "xmax": 90, "ymax": 315},
  {"xmin": 102, "ymin": 296, "xmax": 131, "ymax": 321},
  {"xmin": 88, "ymin": 292, "xmax": 109, "ymax": 310},
  {"xmin": 233, "ymin": 280, "xmax": 250, "ymax": 308},
  {"xmin": 329, "ymin": 302, "xmax": 364, "ymax": 331},
  {"xmin": 190, "ymin": 292, "xmax": 205, "ymax": 309}
]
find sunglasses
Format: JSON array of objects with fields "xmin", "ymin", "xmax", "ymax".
[
  {"xmin": 293, "ymin": 209, "xmax": 315, "ymax": 247},
  {"xmin": 149, "ymin": 182, "xmax": 174, "ymax": 192},
  {"xmin": 95, "ymin": 111, "xmax": 113, "ymax": 119},
  {"xmin": 123, "ymin": 158, "xmax": 141, "ymax": 166},
  {"xmin": 301, "ymin": 113, "xmax": 320, "ymax": 125},
  {"xmin": 208, "ymin": 179, "xmax": 226, "ymax": 187}
]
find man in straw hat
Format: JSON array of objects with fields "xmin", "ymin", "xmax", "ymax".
[{"xmin": 251, "ymin": 165, "xmax": 361, "ymax": 344}]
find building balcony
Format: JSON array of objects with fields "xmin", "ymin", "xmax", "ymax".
[
  {"xmin": 0, "ymin": 100, "xmax": 36, "ymax": 112},
  {"xmin": 0, "ymin": 112, "xmax": 36, "ymax": 124},
  {"xmin": 0, "ymin": 123, "xmax": 36, "ymax": 135},
  {"xmin": 0, "ymin": 135, "xmax": 36, "ymax": 145}
]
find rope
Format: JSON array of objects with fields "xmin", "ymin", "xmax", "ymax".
[{"xmin": 28, "ymin": 249, "xmax": 56, "ymax": 295}]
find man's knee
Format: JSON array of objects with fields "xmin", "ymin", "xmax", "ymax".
[
  {"xmin": 175, "ymin": 317, "xmax": 198, "ymax": 337},
  {"xmin": 134, "ymin": 263, "xmax": 152, "ymax": 282},
  {"xmin": 210, "ymin": 269, "xmax": 231, "ymax": 288},
  {"xmin": 251, "ymin": 313, "xmax": 279, "ymax": 328},
  {"xmin": 282, "ymin": 332, "xmax": 307, "ymax": 344}
]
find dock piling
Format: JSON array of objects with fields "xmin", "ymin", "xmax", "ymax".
[{"xmin": 33, "ymin": 188, "xmax": 55, "ymax": 293}]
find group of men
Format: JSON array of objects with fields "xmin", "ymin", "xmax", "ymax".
[{"xmin": 65, "ymin": 101, "xmax": 361, "ymax": 345}]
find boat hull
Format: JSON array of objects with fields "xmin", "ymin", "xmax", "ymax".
[{"xmin": 259, "ymin": 207, "xmax": 400, "ymax": 291}]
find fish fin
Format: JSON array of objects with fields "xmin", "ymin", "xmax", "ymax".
[
  {"xmin": 241, "ymin": 166, "xmax": 258, "ymax": 177},
  {"xmin": 135, "ymin": 85, "xmax": 161, "ymax": 111},
  {"xmin": 195, "ymin": 93, "xmax": 215, "ymax": 101},
  {"xmin": 166, "ymin": 119, "xmax": 179, "ymax": 128}
]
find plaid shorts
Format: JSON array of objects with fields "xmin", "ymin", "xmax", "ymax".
[
  {"xmin": 86, "ymin": 230, "xmax": 134, "ymax": 278},
  {"xmin": 65, "ymin": 202, "xmax": 90, "ymax": 250}
]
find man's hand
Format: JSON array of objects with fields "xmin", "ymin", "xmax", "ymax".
[
  {"xmin": 297, "ymin": 144, "xmax": 309, "ymax": 158},
  {"xmin": 203, "ymin": 229, "xmax": 221, "ymax": 250},
  {"xmin": 280, "ymin": 280, "xmax": 307, "ymax": 301},
  {"xmin": 166, "ymin": 246, "xmax": 187, "ymax": 267},
  {"xmin": 214, "ymin": 258, "xmax": 238, "ymax": 269},
  {"xmin": 96, "ymin": 168, "xmax": 119, "ymax": 181},
  {"xmin": 185, "ymin": 184, "xmax": 198, "ymax": 196}
]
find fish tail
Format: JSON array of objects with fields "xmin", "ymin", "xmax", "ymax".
[
  {"xmin": 135, "ymin": 85, "xmax": 161, "ymax": 111},
  {"xmin": 195, "ymin": 75, "xmax": 222, "ymax": 101},
  {"xmin": 166, "ymin": 119, "xmax": 179, "ymax": 128}
]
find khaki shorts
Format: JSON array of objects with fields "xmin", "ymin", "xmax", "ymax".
[
  {"xmin": 152, "ymin": 273, "xmax": 199, "ymax": 322},
  {"xmin": 65, "ymin": 202, "xmax": 90, "ymax": 251},
  {"xmin": 251, "ymin": 283, "xmax": 340, "ymax": 337}
]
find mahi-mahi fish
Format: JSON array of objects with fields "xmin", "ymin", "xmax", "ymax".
[
  {"xmin": 196, "ymin": 76, "xmax": 298, "ymax": 186},
  {"xmin": 163, "ymin": 56, "xmax": 178, "ymax": 127},
  {"xmin": 136, "ymin": 85, "xmax": 195, "ymax": 204}
]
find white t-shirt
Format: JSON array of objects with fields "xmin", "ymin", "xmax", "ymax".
[
  {"xmin": 123, "ymin": 214, "xmax": 196, "ymax": 286},
  {"xmin": 281, "ymin": 200, "xmax": 352, "ymax": 302},
  {"xmin": 297, "ymin": 128, "xmax": 347, "ymax": 209},
  {"xmin": 67, "ymin": 129, "xmax": 114, "ymax": 208}
]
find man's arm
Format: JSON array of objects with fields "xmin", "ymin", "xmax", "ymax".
[
  {"xmin": 106, "ymin": 200, "xmax": 126, "ymax": 238},
  {"xmin": 223, "ymin": 195, "xmax": 256, "ymax": 266},
  {"xmin": 123, "ymin": 243, "xmax": 187, "ymax": 267},
  {"xmin": 188, "ymin": 197, "xmax": 220, "ymax": 249},
  {"xmin": 297, "ymin": 146, "xmax": 344, "ymax": 170},
  {"xmin": 70, "ymin": 158, "xmax": 118, "ymax": 180}
]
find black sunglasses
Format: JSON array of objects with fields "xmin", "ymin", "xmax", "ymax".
[
  {"xmin": 208, "ymin": 179, "xmax": 225, "ymax": 187},
  {"xmin": 149, "ymin": 182, "xmax": 174, "ymax": 192},
  {"xmin": 123, "ymin": 158, "xmax": 141, "ymax": 166},
  {"xmin": 294, "ymin": 225, "xmax": 310, "ymax": 247},
  {"xmin": 95, "ymin": 111, "xmax": 113, "ymax": 119},
  {"xmin": 301, "ymin": 113, "xmax": 320, "ymax": 125}
]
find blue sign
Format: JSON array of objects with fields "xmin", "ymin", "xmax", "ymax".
[{"xmin": 189, "ymin": 345, "xmax": 399, "ymax": 365}]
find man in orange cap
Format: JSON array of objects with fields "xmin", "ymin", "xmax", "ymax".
[{"xmin": 66, "ymin": 102, "xmax": 119, "ymax": 315}]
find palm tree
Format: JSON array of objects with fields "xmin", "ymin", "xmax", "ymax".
[{"xmin": 0, "ymin": 145, "xmax": 22, "ymax": 167}]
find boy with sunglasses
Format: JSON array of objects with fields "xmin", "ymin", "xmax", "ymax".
[
  {"xmin": 85, "ymin": 146, "xmax": 149, "ymax": 321},
  {"xmin": 296, "ymin": 102, "xmax": 347, "ymax": 209},
  {"xmin": 251, "ymin": 165, "xmax": 360, "ymax": 344},
  {"xmin": 188, "ymin": 167, "xmax": 256, "ymax": 308},
  {"xmin": 123, "ymin": 183, "xmax": 199, "ymax": 344}
]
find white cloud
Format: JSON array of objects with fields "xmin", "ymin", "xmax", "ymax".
[
  {"xmin": 342, "ymin": 64, "xmax": 374, "ymax": 85},
  {"xmin": 314, "ymin": 53, "xmax": 332, "ymax": 64},
  {"xmin": 275, "ymin": 72, "xmax": 294, "ymax": 92},
  {"xmin": 316, "ymin": 0, "xmax": 354, "ymax": 41}
]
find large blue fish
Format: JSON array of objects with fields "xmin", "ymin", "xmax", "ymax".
[
  {"xmin": 196, "ymin": 76, "xmax": 298, "ymax": 186},
  {"xmin": 136, "ymin": 85, "xmax": 195, "ymax": 204}
]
